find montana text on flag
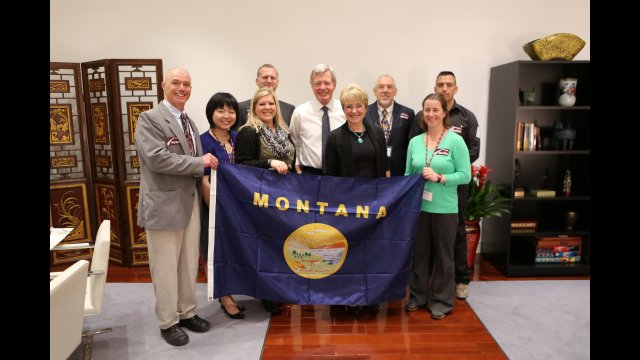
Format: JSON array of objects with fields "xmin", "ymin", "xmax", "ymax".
[{"xmin": 207, "ymin": 162, "xmax": 424, "ymax": 305}]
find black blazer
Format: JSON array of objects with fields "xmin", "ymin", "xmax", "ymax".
[
  {"xmin": 323, "ymin": 122, "xmax": 388, "ymax": 177},
  {"xmin": 237, "ymin": 99, "xmax": 296, "ymax": 128},
  {"xmin": 364, "ymin": 102, "xmax": 415, "ymax": 176},
  {"xmin": 235, "ymin": 126, "xmax": 296, "ymax": 169}
]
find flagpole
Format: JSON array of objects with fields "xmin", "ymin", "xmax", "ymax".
[{"xmin": 207, "ymin": 168, "xmax": 217, "ymax": 301}]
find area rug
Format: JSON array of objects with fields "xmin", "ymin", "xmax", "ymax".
[
  {"xmin": 466, "ymin": 280, "xmax": 589, "ymax": 360},
  {"xmin": 73, "ymin": 283, "xmax": 270, "ymax": 360}
]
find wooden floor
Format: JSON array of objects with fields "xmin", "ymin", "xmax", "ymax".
[{"xmin": 53, "ymin": 255, "xmax": 589, "ymax": 359}]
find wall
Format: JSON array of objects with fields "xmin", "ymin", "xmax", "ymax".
[{"xmin": 51, "ymin": 0, "xmax": 590, "ymax": 165}]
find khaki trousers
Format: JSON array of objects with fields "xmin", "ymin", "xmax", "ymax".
[{"xmin": 146, "ymin": 192, "xmax": 201, "ymax": 329}]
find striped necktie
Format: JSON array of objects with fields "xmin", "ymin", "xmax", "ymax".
[{"xmin": 180, "ymin": 113, "xmax": 195, "ymax": 156}]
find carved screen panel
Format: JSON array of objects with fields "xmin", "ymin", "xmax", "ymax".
[
  {"xmin": 80, "ymin": 59, "xmax": 163, "ymax": 266},
  {"xmin": 50, "ymin": 63, "xmax": 90, "ymax": 181},
  {"xmin": 50, "ymin": 63, "xmax": 95, "ymax": 265},
  {"xmin": 118, "ymin": 64, "xmax": 161, "ymax": 181},
  {"xmin": 127, "ymin": 184, "xmax": 148, "ymax": 265},
  {"xmin": 50, "ymin": 182, "xmax": 93, "ymax": 264},
  {"xmin": 84, "ymin": 65, "xmax": 115, "ymax": 180}
]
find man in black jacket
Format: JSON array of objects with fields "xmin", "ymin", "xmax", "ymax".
[
  {"xmin": 365, "ymin": 74, "xmax": 415, "ymax": 176},
  {"xmin": 237, "ymin": 64, "xmax": 295, "ymax": 127},
  {"xmin": 410, "ymin": 71, "xmax": 480, "ymax": 300}
]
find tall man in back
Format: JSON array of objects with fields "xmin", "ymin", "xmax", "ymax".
[
  {"xmin": 365, "ymin": 74, "xmax": 415, "ymax": 176},
  {"xmin": 409, "ymin": 71, "xmax": 480, "ymax": 300},
  {"xmin": 237, "ymin": 64, "xmax": 296, "ymax": 127},
  {"xmin": 289, "ymin": 64, "xmax": 346, "ymax": 175},
  {"xmin": 135, "ymin": 67, "xmax": 218, "ymax": 346}
]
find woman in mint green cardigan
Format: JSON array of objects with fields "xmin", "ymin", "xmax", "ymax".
[{"xmin": 404, "ymin": 93, "xmax": 471, "ymax": 320}]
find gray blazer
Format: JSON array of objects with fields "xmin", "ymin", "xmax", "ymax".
[{"xmin": 135, "ymin": 102, "xmax": 205, "ymax": 230}]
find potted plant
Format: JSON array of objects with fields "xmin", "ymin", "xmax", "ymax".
[{"xmin": 464, "ymin": 165, "xmax": 511, "ymax": 267}]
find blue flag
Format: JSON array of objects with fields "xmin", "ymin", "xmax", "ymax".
[{"xmin": 207, "ymin": 162, "xmax": 423, "ymax": 305}]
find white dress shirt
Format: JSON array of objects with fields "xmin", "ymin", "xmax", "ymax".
[{"xmin": 289, "ymin": 98, "xmax": 346, "ymax": 169}]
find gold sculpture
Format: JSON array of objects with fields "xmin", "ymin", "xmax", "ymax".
[{"xmin": 523, "ymin": 33, "xmax": 585, "ymax": 61}]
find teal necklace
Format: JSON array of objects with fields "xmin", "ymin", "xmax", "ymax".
[{"xmin": 350, "ymin": 128, "xmax": 366, "ymax": 143}]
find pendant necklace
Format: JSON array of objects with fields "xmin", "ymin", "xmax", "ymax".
[
  {"xmin": 350, "ymin": 128, "xmax": 366, "ymax": 143},
  {"xmin": 210, "ymin": 129, "xmax": 235, "ymax": 163}
]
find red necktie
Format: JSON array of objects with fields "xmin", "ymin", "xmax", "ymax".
[{"xmin": 180, "ymin": 113, "xmax": 195, "ymax": 156}]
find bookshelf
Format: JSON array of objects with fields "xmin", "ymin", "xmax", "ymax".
[{"xmin": 481, "ymin": 60, "xmax": 590, "ymax": 277}]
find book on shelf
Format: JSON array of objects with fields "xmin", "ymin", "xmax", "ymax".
[
  {"xmin": 511, "ymin": 220, "xmax": 537, "ymax": 233},
  {"xmin": 535, "ymin": 256, "xmax": 581, "ymax": 263},
  {"xmin": 511, "ymin": 220, "xmax": 537, "ymax": 228},
  {"xmin": 531, "ymin": 189, "xmax": 556, "ymax": 197},
  {"xmin": 515, "ymin": 121, "xmax": 541, "ymax": 151},
  {"xmin": 515, "ymin": 122, "xmax": 524, "ymax": 152},
  {"xmin": 514, "ymin": 188, "xmax": 525, "ymax": 198},
  {"xmin": 536, "ymin": 245, "xmax": 581, "ymax": 253},
  {"xmin": 536, "ymin": 248, "xmax": 581, "ymax": 256},
  {"xmin": 536, "ymin": 235, "xmax": 582, "ymax": 245},
  {"xmin": 527, "ymin": 234, "xmax": 582, "ymax": 247}
]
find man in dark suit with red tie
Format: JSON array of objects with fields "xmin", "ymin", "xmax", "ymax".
[{"xmin": 365, "ymin": 74, "xmax": 415, "ymax": 176}]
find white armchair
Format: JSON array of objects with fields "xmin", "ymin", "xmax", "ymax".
[
  {"xmin": 50, "ymin": 220, "xmax": 112, "ymax": 359},
  {"xmin": 85, "ymin": 219, "xmax": 111, "ymax": 317},
  {"xmin": 50, "ymin": 259, "xmax": 89, "ymax": 360}
]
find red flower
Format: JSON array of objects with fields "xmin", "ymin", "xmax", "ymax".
[
  {"xmin": 465, "ymin": 165, "xmax": 510, "ymax": 221},
  {"xmin": 471, "ymin": 165, "xmax": 493, "ymax": 192}
]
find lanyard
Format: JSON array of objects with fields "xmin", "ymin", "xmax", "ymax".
[{"xmin": 424, "ymin": 129, "xmax": 446, "ymax": 167}]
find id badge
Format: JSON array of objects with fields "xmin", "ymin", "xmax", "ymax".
[
  {"xmin": 387, "ymin": 146, "xmax": 392, "ymax": 157},
  {"xmin": 422, "ymin": 190, "xmax": 433, "ymax": 202}
]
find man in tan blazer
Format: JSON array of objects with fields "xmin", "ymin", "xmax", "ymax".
[{"xmin": 135, "ymin": 67, "xmax": 218, "ymax": 346}]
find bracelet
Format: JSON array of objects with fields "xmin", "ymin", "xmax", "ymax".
[
  {"xmin": 436, "ymin": 174, "xmax": 442, "ymax": 183},
  {"xmin": 267, "ymin": 159, "xmax": 272, "ymax": 166}
]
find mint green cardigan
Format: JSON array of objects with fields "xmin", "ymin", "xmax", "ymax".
[{"xmin": 405, "ymin": 131, "xmax": 471, "ymax": 213}]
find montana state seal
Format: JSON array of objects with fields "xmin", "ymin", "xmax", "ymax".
[{"xmin": 283, "ymin": 223, "xmax": 348, "ymax": 279}]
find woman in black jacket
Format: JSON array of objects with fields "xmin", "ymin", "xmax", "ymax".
[
  {"xmin": 235, "ymin": 87, "xmax": 295, "ymax": 173},
  {"xmin": 323, "ymin": 83, "xmax": 389, "ymax": 314},
  {"xmin": 324, "ymin": 83, "xmax": 389, "ymax": 178},
  {"xmin": 234, "ymin": 87, "xmax": 295, "ymax": 315}
]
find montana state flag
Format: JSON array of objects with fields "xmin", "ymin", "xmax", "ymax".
[{"xmin": 207, "ymin": 162, "xmax": 423, "ymax": 305}]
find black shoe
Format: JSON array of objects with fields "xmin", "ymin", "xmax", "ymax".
[
  {"xmin": 160, "ymin": 324, "xmax": 189, "ymax": 346},
  {"xmin": 228, "ymin": 296, "xmax": 245, "ymax": 311},
  {"xmin": 405, "ymin": 299, "xmax": 425, "ymax": 312},
  {"xmin": 364, "ymin": 304, "xmax": 380, "ymax": 313},
  {"xmin": 261, "ymin": 300, "xmax": 281, "ymax": 314},
  {"xmin": 431, "ymin": 310, "xmax": 446, "ymax": 320},
  {"xmin": 219, "ymin": 299, "xmax": 245, "ymax": 319},
  {"xmin": 179, "ymin": 315, "xmax": 210, "ymax": 332},
  {"xmin": 346, "ymin": 305, "xmax": 361, "ymax": 314}
]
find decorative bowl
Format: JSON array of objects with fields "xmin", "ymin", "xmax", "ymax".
[{"xmin": 522, "ymin": 33, "xmax": 586, "ymax": 61}]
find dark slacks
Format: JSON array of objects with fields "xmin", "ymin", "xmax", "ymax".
[
  {"xmin": 300, "ymin": 165, "xmax": 323, "ymax": 175},
  {"xmin": 455, "ymin": 183, "xmax": 471, "ymax": 284},
  {"xmin": 409, "ymin": 211, "xmax": 458, "ymax": 314}
]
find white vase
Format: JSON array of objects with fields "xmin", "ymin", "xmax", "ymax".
[{"xmin": 558, "ymin": 78, "xmax": 577, "ymax": 107}]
